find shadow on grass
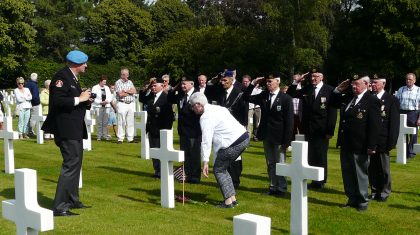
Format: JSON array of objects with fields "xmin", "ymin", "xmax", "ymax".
[
  {"xmin": 308, "ymin": 197, "xmax": 342, "ymax": 207},
  {"xmin": 118, "ymin": 194, "xmax": 149, "ymax": 204},
  {"xmin": 241, "ymin": 173, "xmax": 267, "ymax": 181},
  {"xmin": 128, "ymin": 187, "xmax": 161, "ymax": 205},
  {"xmin": 98, "ymin": 166, "xmax": 152, "ymax": 178},
  {"xmin": 392, "ymin": 190, "xmax": 420, "ymax": 197},
  {"xmin": 42, "ymin": 178, "xmax": 57, "ymax": 184},
  {"xmin": 0, "ymin": 188, "xmax": 53, "ymax": 209},
  {"xmin": 388, "ymin": 204, "xmax": 420, "ymax": 211}
]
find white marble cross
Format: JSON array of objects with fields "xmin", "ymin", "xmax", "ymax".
[
  {"xmin": 33, "ymin": 105, "xmax": 46, "ymax": 144},
  {"xmin": 396, "ymin": 114, "xmax": 416, "ymax": 164},
  {"xmin": 83, "ymin": 110, "xmax": 93, "ymax": 151},
  {"xmin": 134, "ymin": 94, "xmax": 142, "ymax": 112},
  {"xmin": 2, "ymin": 168, "xmax": 54, "ymax": 235},
  {"xmin": 136, "ymin": 111, "xmax": 150, "ymax": 159},
  {"xmin": 149, "ymin": 129, "xmax": 184, "ymax": 208},
  {"xmin": 4, "ymin": 98, "xmax": 12, "ymax": 117},
  {"xmin": 276, "ymin": 141, "xmax": 323, "ymax": 235},
  {"xmin": 0, "ymin": 114, "xmax": 19, "ymax": 174}
]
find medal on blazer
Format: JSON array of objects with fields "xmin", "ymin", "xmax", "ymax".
[
  {"xmin": 55, "ymin": 80, "xmax": 63, "ymax": 88},
  {"xmin": 155, "ymin": 107, "xmax": 160, "ymax": 117},
  {"xmin": 320, "ymin": 97, "xmax": 326, "ymax": 109},
  {"xmin": 356, "ymin": 108, "xmax": 366, "ymax": 119},
  {"xmin": 381, "ymin": 105, "xmax": 386, "ymax": 117},
  {"xmin": 276, "ymin": 105, "xmax": 282, "ymax": 111}
]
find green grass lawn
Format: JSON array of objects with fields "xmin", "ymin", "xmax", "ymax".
[{"xmin": 0, "ymin": 121, "xmax": 419, "ymax": 234}]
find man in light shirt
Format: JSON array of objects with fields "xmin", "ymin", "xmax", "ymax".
[{"xmin": 189, "ymin": 92, "xmax": 249, "ymax": 208}]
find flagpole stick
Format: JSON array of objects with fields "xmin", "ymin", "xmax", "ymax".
[{"xmin": 182, "ymin": 165, "xmax": 185, "ymax": 206}]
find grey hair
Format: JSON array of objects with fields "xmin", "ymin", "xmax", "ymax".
[
  {"xmin": 30, "ymin": 73, "xmax": 38, "ymax": 81},
  {"xmin": 189, "ymin": 92, "xmax": 208, "ymax": 106},
  {"xmin": 44, "ymin": 79, "xmax": 51, "ymax": 87},
  {"xmin": 360, "ymin": 76, "xmax": 370, "ymax": 84}
]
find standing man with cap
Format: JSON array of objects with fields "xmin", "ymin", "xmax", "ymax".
[
  {"xmin": 395, "ymin": 73, "xmax": 420, "ymax": 160},
  {"xmin": 369, "ymin": 74, "xmax": 399, "ymax": 202},
  {"xmin": 139, "ymin": 77, "xmax": 174, "ymax": 178},
  {"xmin": 115, "ymin": 68, "xmax": 137, "ymax": 144},
  {"xmin": 168, "ymin": 77, "xmax": 202, "ymax": 183},
  {"xmin": 26, "ymin": 72, "xmax": 40, "ymax": 138},
  {"xmin": 244, "ymin": 73, "xmax": 294, "ymax": 197},
  {"xmin": 288, "ymin": 70, "xmax": 337, "ymax": 189},
  {"xmin": 333, "ymin": 75, "xmax": 381, "ymax": 211},
  {"xmin": 42, "ymin": 50, "xmax": 92, "ymax": 216}
]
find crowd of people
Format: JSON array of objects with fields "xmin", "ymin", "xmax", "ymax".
[{"xmin": 5, "ymin": 49, "xmax": 417, "ymax": 215}]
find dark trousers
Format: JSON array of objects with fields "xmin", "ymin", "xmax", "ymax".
[
  {"xmin": 53, "ymin": 138, "xmax": 83, "ymax": 212},
  {"xmin": 401, "ymin": 110, "xmax": 418, "ymax": 157},
  {"xmin": 340, "ymin": 150, "xmax": 369, "ymax": 207},
  {"xmin": 149, "ymin": 134, "xmax": 160, "ymax": 176},
  {"xmin": 180, "ymin": 136, "xmax": 201, "ymax": 182},
  {"xmin": 368, "ymin": 152, "xmax": 391, "ymax": 199},
  {"xmin": 308, "ymin": 136, "xmax": 329, "ymax": 185},
  {"xmin": 227, "ymin": 160, "xmax": 243, "ymax": 189}
]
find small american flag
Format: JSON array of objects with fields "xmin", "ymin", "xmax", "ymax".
[{"xmin": 173, "ymin": 165, "xmax": 186, "ymax": 182}]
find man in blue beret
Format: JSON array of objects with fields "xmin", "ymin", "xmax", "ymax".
[{"xmin": 42, "ymin": 50, "xmax": 93, "ymax": 216}]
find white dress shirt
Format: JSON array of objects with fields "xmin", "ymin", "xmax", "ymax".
[{"xmin": 200, "ymin": 104, "xmax": 246, "ymax": 162}]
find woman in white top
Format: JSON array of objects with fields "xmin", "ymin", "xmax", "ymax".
[
  {"xmin": 91, "ymin": 75, "xmax": 113, "ymax": 140},
  {"xmin": 14, "ymin": 77, "xmax": 32, "ymax": 139}
]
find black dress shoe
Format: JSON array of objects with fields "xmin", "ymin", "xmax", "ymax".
[
  {"xmin": 54, "ymin": 210, "xmax": 79, "ymax": 217},
  {"xmin": 264, "ymin": 190, "xmax": 285, "ymax": 197},
  {"xmin": 377, "ymin": 196, "xmax": 388, "ymax": 202},
  {"xmin": 215, "ymin": 203, "xmax": 234, "ymax": 208},
  {"xmin": 356, "ymin": 205, "xmax": 368, "ymax": 211}
]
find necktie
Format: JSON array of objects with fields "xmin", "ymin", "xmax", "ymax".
[
  {"xmin": 313, "ymin": 85, "xmax": 317, "ymax": 100},
  {"xmin": 269, "ymin": 93, "xmax": 274, "ymax": 108},
  {"xmin": 181, "ymin": 94, "xmax": 188, "ymax": 109},
  {"xmin": 152, "ymin": 94, "xmax": 157, "ymax": 104},
  {"xmin": 222, "ymin": 91, "xmax": 228, "ymax": 106},
  {"xmin": 346, "ymin": 97, "xmax": 357, "ymax": 111}
]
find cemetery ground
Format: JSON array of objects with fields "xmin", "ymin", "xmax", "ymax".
[{"xmin": 0, "ymin": 122, "xmax": 419, "ymax": 234}]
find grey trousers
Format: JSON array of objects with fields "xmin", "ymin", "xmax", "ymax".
[
  {"xmin": 340, "ymin": 150, "xmax": 369, "ymax": 206},
  {"xmin": 214, "ymin": 135, "xmax": 249, "ymax": 199},
  {"xmin": 263, "ymin": 141, "xmax": 287, "ymax": 192},
  {"xmin": 368, "ymin": 152, "xmax": 391, "ymax": 199}
]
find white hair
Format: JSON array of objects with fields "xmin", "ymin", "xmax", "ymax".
[
  {"xmin": 189, "ymin": 92, "xmax": 208, "ymax": 106},
  {"xmin": 44, "ymin": 79, "xmax": 51, "ymax": 88},
  {"xmin": 30, "ymin": 73, "xmax": 38, "ymax": 81},
  {"xmin": 360, "ymin": 76, "xmax": 370, "ymax": 84}
]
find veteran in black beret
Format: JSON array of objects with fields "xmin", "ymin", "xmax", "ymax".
[
  {"xmin": 42, "ymin": 50, "xmax": 93, "ymax": 216},
  {"xmin": 368, "ymin": 74, "xmax": 399, "ymax": 202},
  {"xmin": 332, "ymin": 74, "xmax": 381, "ymax": 211}
]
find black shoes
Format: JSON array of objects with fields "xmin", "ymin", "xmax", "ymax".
[
  {"xmin": 53, "ymin": 210, "xmax": 79, "ymax": 217},
  {"xmin": 72, "ymin": 204, "xmax": 92, "ymax": 209},
  {"xmin": 369, "ymin": 194, "xmax": 388, "ymax": 202},
  {"xmin": 308, "ymin": 183, "xmax": 325, "ymax": 190},
  {"xmin": 340, "ymin": 203, "xmax": 368, "ymax": 212},
  {"xmin": 216, "ymin": 202, "xmax": 236, "ymax": 208},
  {"xmin": 264, "ymin": 189, "xmax": 286, "ymax": 197}
]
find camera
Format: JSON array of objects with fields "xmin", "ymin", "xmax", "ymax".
[{"xmin": 90, "ymin": 93, "xmax": 97, "ymax": 99}]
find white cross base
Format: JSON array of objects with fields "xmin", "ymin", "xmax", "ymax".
[
  {"xmin": 136, "ymin": 111, "xmax": 150, "ymax": 159},
  {"xmin": 0, "ymin": 115, "xmax": 19, "ymax": 174},
  {"xmin": 83, "ymin": 110, "xmax": 93, "ymax": 151},
  {"xmin": 233, "ymin": 213, "xmax": 271, "ymax": 235},
  {"xmin": 79, "ymin": 169, "xmax": 83, "ymax": 189},
  {"xmin": 149, "ymin": 129, "xmax": 184, "ymax": 208},
  {"xmin": 276, "ymin": 141, "xmax": 323, "ymax": 235},
  {"xmin": 2, "ymin": 168, "xmax": 54, "ymax": 235},
  {"xmin": 396, "ymin": 114, "xmax": 416, "ymax": 164},
  {"xmin": 33, "ymin": 105, "xmax": 46, "ymax": 144}
]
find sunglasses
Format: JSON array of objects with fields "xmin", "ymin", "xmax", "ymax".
[{"xmin": 18, "ymin": 83, "xmax": 24, "ymax": 85}]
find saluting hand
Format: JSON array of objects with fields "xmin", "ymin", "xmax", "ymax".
[{"xmin": 336, "ymin": 79, "xmax": 350, "ymax": 92}]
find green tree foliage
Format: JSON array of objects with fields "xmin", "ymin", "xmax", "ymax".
[
  {"xmin": 0, "ymin": 0, "xmax": 36, "ymax": 86},
  {"xmin": 150, "ymin": 0, "xmax": 194, "ymax": 40},
  {"xmin": 328, "ymin": 0, "xmax": 419, "ymax": 85},
  {"xmin": 85, "ymin": 0, "xmax": 155, "ymax": 64},
  {"xmin": 32, "ymin": 0, "xmax": 92, "ymax": 61}
]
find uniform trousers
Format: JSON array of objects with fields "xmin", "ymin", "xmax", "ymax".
[
  {"xmin": 53, "ymin": 138, "xmax": 83, "ymax": 212},
  {"xmin": 116, "ymin": 102, "xmax": 135, "ymax": 142},
  {"xmin": 214, "ymin": 133, "xmax": 249, "ymax": 199},
  {"xmin": 180, "ymin": 136, "xmax": 201, "ymax": 182},
  {"xmin": 308, "ymin": 135, "xmax": 329, "ymax": 185},
  {"xmin": 368, "ymin": 152, "xmax": 391, "ymax": 199},
  {"xmin": 263, "ymin": 140, "xmax": 288, "ymax": 192},
  {"xmin": 149, "ymin": 134, "xmax": 161, "ymax": 176},
  {"xmin": 95, "ymin": 106, "xmax": 110, "ymax": 139},
  {"xmin": 340, "ymin": 150, "xmax": 369, "ymax": 207}
]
